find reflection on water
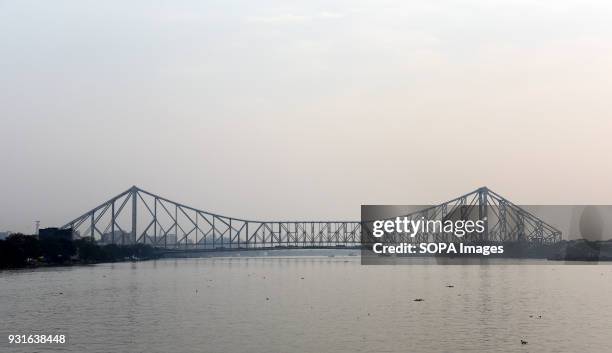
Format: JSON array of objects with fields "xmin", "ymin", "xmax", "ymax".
[{"xmin": 2, "ymin": 256, "xmax": 612, "ymax": 353}]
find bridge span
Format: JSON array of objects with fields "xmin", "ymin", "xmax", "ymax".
[{"xmin": 61, "ymin": 186, "xmax": 561, "ymax": 250}]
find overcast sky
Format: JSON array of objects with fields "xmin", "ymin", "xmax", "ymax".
[{"xmin": 1, "ymin": 0, "xmax": 612, "ymax": 233}]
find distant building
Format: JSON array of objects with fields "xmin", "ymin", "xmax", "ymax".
[
  {"xmin": 166, "ymin": 234, "xmax": 177, "ymax": 245},
  {"xmin": 99, "ymin": 231, "xmax": 135, "ymax": 245},
  {"xmin": 141, "ymin": 234, "xmax": 177, "ymax": 246},
  {"xmin": 38, "ymin": 227, "xmax": 73, "ymax": 241}
]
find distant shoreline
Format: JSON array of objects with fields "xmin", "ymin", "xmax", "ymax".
[
  {"xmin": 0, "ymin": 233, "xmax": 162, "ymax": 270},
  {"xmin": 4, "ymin": 234, "xmax": 612, "ymax": 270}
]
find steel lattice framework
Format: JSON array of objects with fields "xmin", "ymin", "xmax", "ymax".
[
  {"xmin": 361, "ymin": 187, "xmax": 562, "ymax": 245},
  {"xmin": 61, "ymin": 186, "xmax": 561, "ymax": 250}
]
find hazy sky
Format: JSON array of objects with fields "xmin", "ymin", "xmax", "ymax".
[{"xmin": 2, "ymin": 0, "xmax": 612, "ymax": 233}]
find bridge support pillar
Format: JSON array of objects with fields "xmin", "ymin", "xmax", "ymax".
[{"xmin": 132, "ymin": 186, "xmax": 137, "ymax": 245}]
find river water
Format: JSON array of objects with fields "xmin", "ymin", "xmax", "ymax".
[{"xmin": 2, "ymin": 254, "xmax": 612, "ymax": 353}]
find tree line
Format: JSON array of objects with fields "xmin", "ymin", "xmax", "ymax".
[{"xmin": 0, "ymin": 233, "xmax": 161, "ymax": 269}]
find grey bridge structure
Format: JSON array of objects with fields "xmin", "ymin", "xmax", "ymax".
[{"xmin": 61, "ymin": 186, "xmax": 562, "ymax": 251}]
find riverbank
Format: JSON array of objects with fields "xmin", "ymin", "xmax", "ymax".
[
  {"xmin": 0, "ymin": 233, "xmax": 161, "ymax": 269},
  {"xmin": 3, "ymin": 233, "xmax": 612, "ymax": 269}
]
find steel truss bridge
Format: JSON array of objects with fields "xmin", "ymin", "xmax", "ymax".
[{"xmin": 61, "ymin": 186, "xmax": 561, "ymax": 250}]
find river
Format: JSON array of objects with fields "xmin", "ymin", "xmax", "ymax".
[{"xmin": 2, "ymin": 254, "xmax": 612, "ymax": 352}]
